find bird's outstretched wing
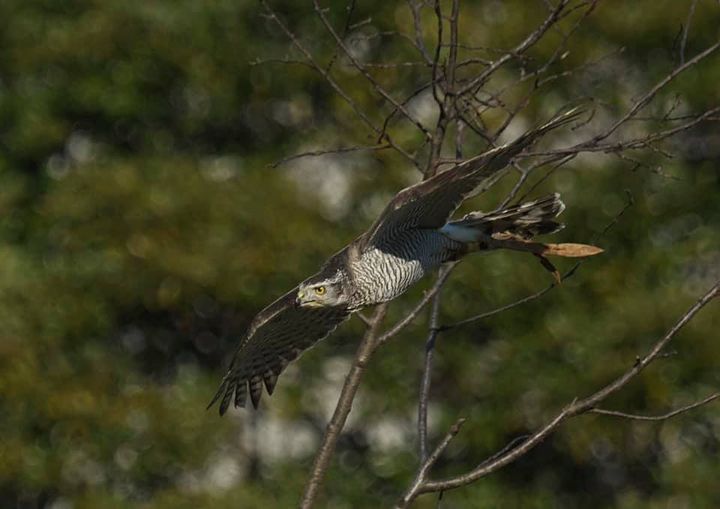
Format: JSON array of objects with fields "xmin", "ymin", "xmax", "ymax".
[
  {"xmin": 208, "ymin": 288, "xmax": 350, "ymax": 414},
  {"xmin": 359, "ymin": 109, "xmax": 583, "ymax": 251}
]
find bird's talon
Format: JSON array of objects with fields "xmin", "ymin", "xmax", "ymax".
[
  {"xmin": 534, "ymin": 253, "xmax": 561, "ymax": 284},
  {"xmin": 552, "ymin": 270, "xmax": 562, "ymax": 285}
]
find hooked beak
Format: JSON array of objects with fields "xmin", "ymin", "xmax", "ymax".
[{"xmin": 295, "ymin": 289, "xmax": 324, "ymax": 308}]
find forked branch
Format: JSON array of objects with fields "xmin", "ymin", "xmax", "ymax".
[{"xmin": 397, "ymin": 281, "xmax": 719, "ymax": 507}]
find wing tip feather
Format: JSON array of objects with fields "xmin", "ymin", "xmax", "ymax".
[
  {"xmin": 249, "ymin": 376, "xmax": 264, "ymax": 409},
  {"xmin": 208, "ymin": 374, "xmax": 249, "ymax": 416},
  {"xmin": 209, "ymin": 292, "xmax": 351, "ymax": 415}
]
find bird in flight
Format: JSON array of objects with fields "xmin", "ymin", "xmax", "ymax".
[{"xmin": 210, "ymin": 110, "xmax": 602, "ymax": 414}]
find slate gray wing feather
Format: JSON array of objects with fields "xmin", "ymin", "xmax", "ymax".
[
  {"xmin": 359, "ymin": 109, "xmax": 582, "ymax": 251},
  {"xmin": 209, "ymin": 288, "xmax": 350, "ymax": 414}
]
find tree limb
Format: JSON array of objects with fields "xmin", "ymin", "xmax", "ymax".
[
  {"xmin": 397, "ymin": 280, "xmax": 719, "ymax": 506},
  {"xmin": 300, "ymin": 304, "xmax": 388, "ymax": 508},
  {"xmin": 418, "ymin": 272, "xmax": 445, "ymax": 463}
]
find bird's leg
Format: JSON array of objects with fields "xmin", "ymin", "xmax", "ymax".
[
  {"xmin": 489, "ymin": 232, "xmax": 604, "ymax": 257},
  {"xmin": 488, "ymin": 232, "xmax": 603, "ymax": 283},
  {"xmin": 450, "ymin": 231, "xmax": 602, "ymax": 286},
  {"xmin": 533, "ymin": 253, "xmax": 562, "ymax": 285},
  {"xmin": 447, "ymin": 238, "xmax": 491, "ymax": 261}
]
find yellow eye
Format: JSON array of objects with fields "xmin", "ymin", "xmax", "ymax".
[{"xmin": 314, "ymin": 286, "xmax": 326, "ymax": 296}]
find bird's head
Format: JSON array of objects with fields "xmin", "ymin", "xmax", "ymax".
[{"xmin": 296, "ymin": 275, "xmax": 347, "ymax": 308}]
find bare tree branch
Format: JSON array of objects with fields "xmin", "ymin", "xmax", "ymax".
[
  {"xmin": 590, "ymin": 392, "xmax": 720, "ymax": 421},
  {"xmin": 400, "ymin": 417, "xmax": 466, "ymax": 508},
  {"xmin": 300, "ymin": 304, "xmax": 388, "ymax": 509},
  {"xmin": 299, "ymin": 266, "xmax": 454, "ymax": 507},
  {"xmin": 440, "ymin": 282, "xmax": 557, "ymax": 332},
  {"xmin": 456, "ymin": 0, "xmax": 572, "ymax": 96},
  {"xmin": 552, "ymin": 40, "xmax": 720, "ymax": 153},
  {"xmin": 397, "ymin": 280, "xmax": 720, "ymax": 506},
  {"xmin": 377, "ymin": 262, "xmax": 458, "ymax": 346},
  {"xmin": 324, "ymin": 0, "xmax": 357, "ymax": 73},
  {"xmin": 313, "ymin": 0, "xmax": 434, "ymax": 140},
  {"xmin": 406, "ymin": 0, "xmax": 434, "ymax": 64},
  {"xmin": 269, "ymin": 143, "xmax": 391, "ymax": 168},
  {"xmin": 527, "ymin": 105, "xmax": 720, "ymax": 158},
  {"xmin": 261, "ymin": 0, "xmax": 418, "ymax": 166},
  {"xmin": 679, "ymin": 0, "xmax": 699, "ymax": 65},
  {"xmin": 425, "ymin": 0, "xmax": 449, "ymax": 177},
  {"xmin": 418, "ymin": 271, "xmax": 445, "ymax": 463}
]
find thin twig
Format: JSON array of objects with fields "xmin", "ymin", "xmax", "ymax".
[
  {"xmin": 440, "ymin": 283, "xmax": 556, "ymax": 332},
  {"xmin": 425, "ymin": 0, "xmax": 448, "ymax": 177},
  {"xmin": 356, "ymin": 312, "xmax": 373, "ymax": 328},
  {"xmin": 407, "ymin": 0, "xmax": 433, "ymax": 64},
  {"xmin": 456, "ymin": 0, "xmax": 571, "ymax": 96},
  {"xmin": 261, "ymin": 0, "xmax": 417, "ymax": 166},
  {"xmin": 377, "ymin": 262, "xmax": 457, "ymax": 345},
  {"xmin": 679, "ymin": 0, "xmax": 698, "ymax": 65},
  {"xmin": 527, "ymin": 105, "xmax": 720, "ymax": 158},
  {"xmin": 578, "ymin": 41, "xmax": 720, "ymax": 147},
  {"xmin": 496, "ymin": 163, "xmax": 530, "ymax": 209},
  {"xmin": 270, "ymin": 144, "xmax": 391, "ymax": 168},
  {"xmin": 313, "ymin": 0, "xmax": 433, "ymax": 140},
  {"xmin": 324, "ymin": 0, "xmax": 357, "ymax": 73},
  {"xmin": 590, "ymin": 393, "xmax": 720, "ymax": 421},
  {"xmin": 397, "ymin": 417, "xmax": 466, "ymax": 509},
  {"xmin": 514, "ymin": 153, "xmax": 577, "ymax": 205},
  {"xmin": 379, "ymin": 79, "xmax": 436, "ymax": 147}
]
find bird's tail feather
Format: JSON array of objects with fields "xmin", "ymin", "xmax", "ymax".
[
  {"xmin": 449, "ymin": 193, "xmax": 566, "ymax": 240},
  {"xmin": 441, "ymin": 192, "xmax": 603, "ymax": 282}
]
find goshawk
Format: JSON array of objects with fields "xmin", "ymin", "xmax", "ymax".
[{"xmin": 210, "ymin": 110, "xmax": 601, "ymax": 414}]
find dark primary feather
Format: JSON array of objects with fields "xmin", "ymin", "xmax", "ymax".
[
  {"xmin": 208, "ymin": 288, "xmax": 350, "ymax": 414},
  {"xmin": 359, "ymin": 109, "xmax": 582, "ymax": 251}
]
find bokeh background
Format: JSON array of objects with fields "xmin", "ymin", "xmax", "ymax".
[{"xmin": 1, "ymin": 1, "xmax": 719, "ymax": 508}]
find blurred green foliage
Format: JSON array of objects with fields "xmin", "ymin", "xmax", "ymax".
[{"xmin": 0, "ymin": 1, "xmax": 719, "ymax": 508}]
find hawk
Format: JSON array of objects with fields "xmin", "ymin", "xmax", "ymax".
[{"xmin": 210, "ymin": 110, "xmax": 601, "ymax": 414}]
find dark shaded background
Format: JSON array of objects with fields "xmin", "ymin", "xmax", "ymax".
[{"xmin": 1, "ymin": 1, "xmax": 719, "ymax": 507}]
